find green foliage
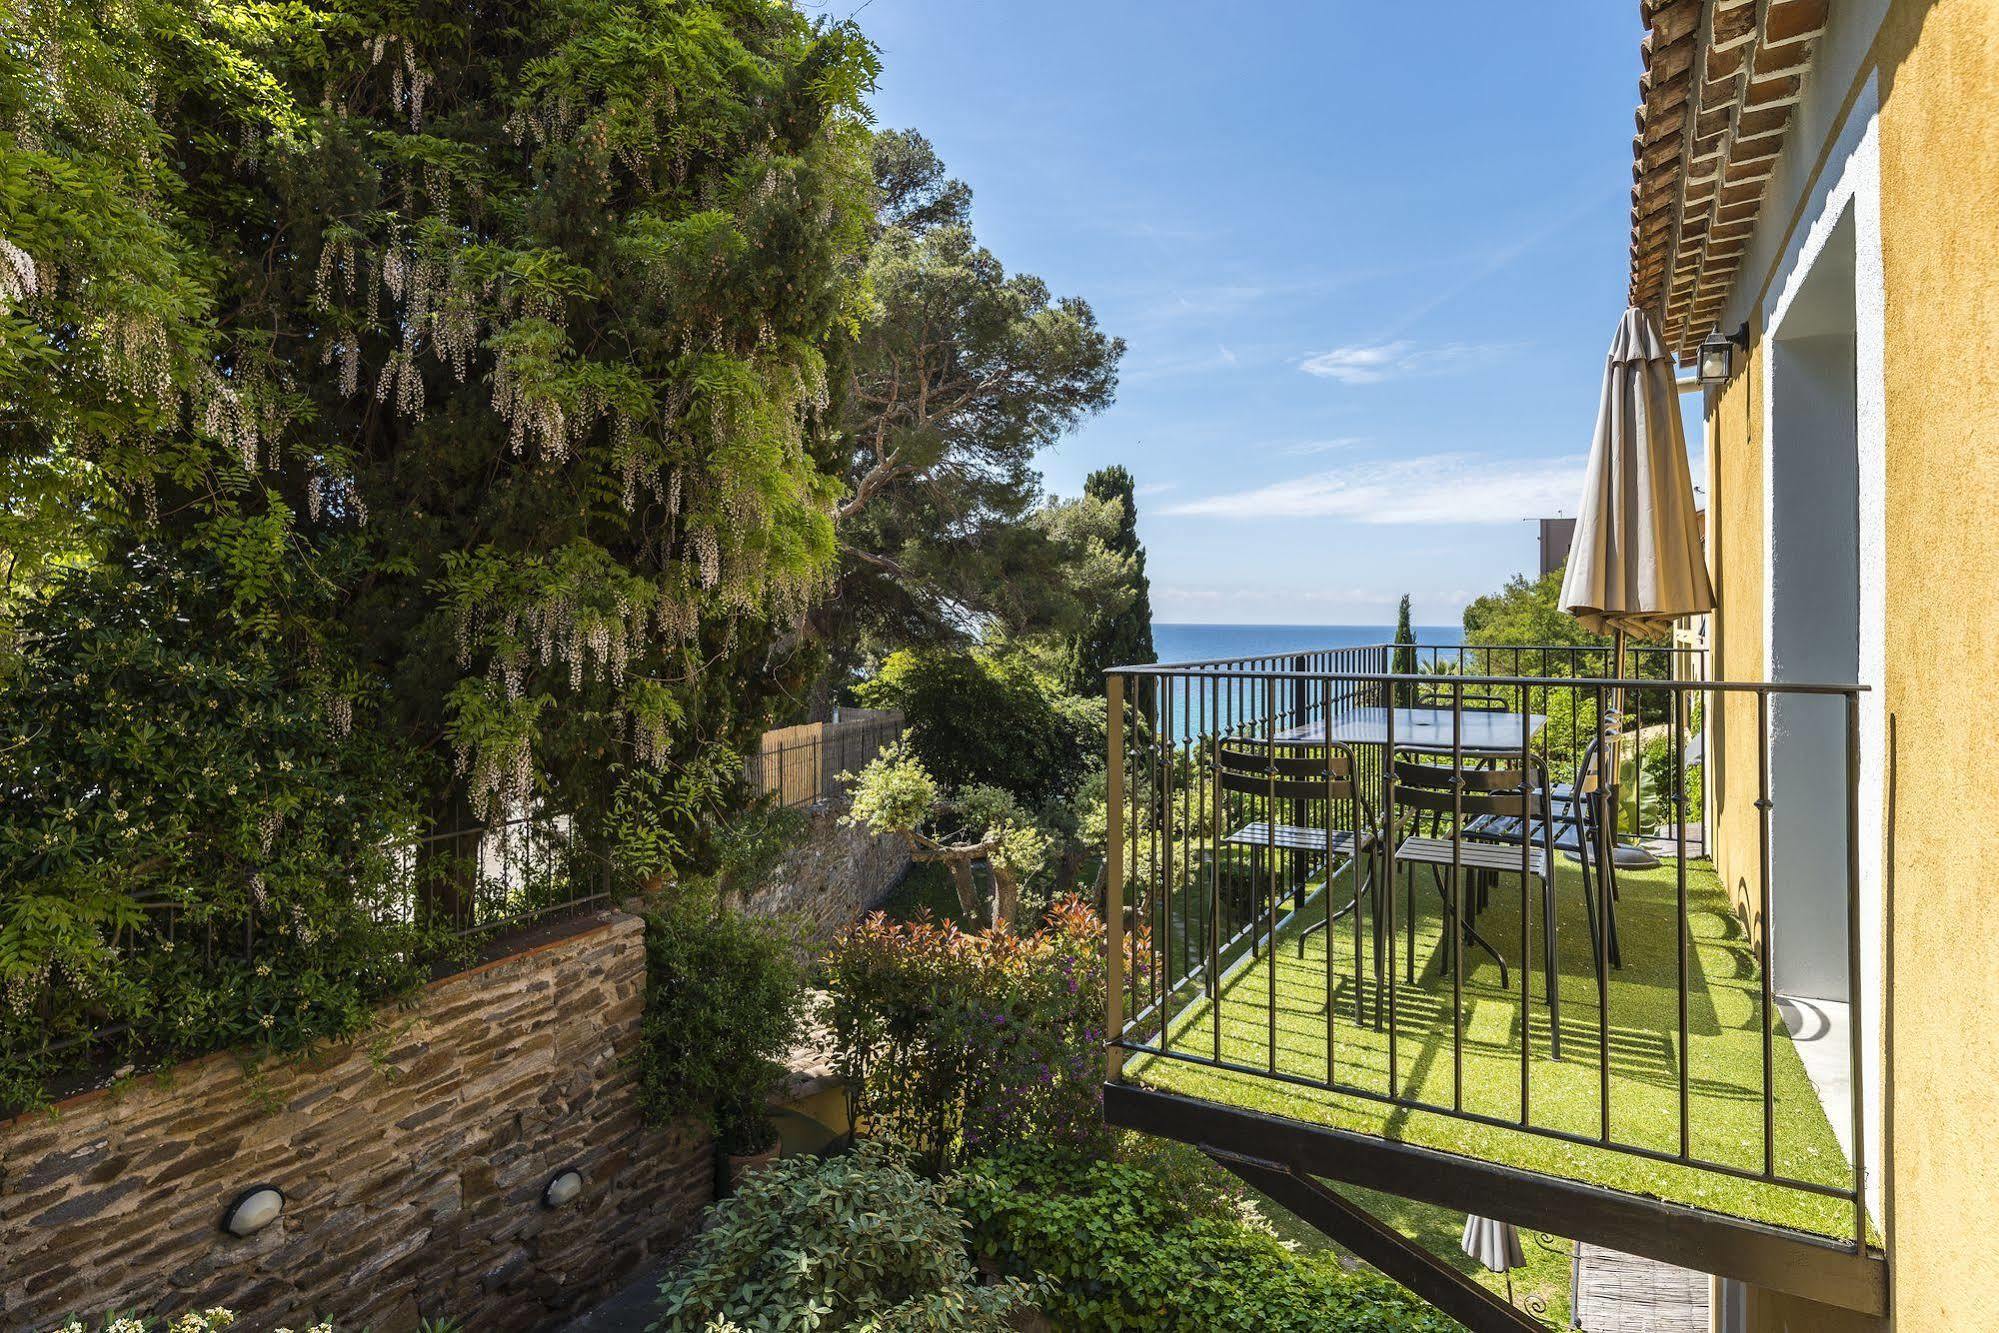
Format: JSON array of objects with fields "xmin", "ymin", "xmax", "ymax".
[
  {"xmin": 637, "ymin": 901, "xmax": 805, "ymax": 1154},
  {"xmin": 1641, "ymin": 725, "xmax": 1703, "ymax": 827},
  {"xmin": 823, "ymin": 900, "xmax": 1109, "ymax": 1171},
  {"xmin": 654, "ymin": 1143, "xmax": 1036, "ymax": 1333},
  {"xmin": 844, "ymin": 740, "xmax": 945, "ymax": 840},
  {"xmin": 1462, "ymin": 570, "xmax": 1606, "ymax": 651},
  {"xmin": 59, "ymin": 1310, "xmax": 427, "ymax": 1332},
  {"xmin": 713, "ymin": 803, "xmax": 812, "ymax": 896},
  {"xmin": 60, "ymin": 1312, "xmax": 242, "ymax": 1333},
  {"xmin": 4, "ymin": 0, "xmax": 882, "ymax": 830},
  {"xmin": 954, "ymin": 1150, "xmax": 1457, "ymax": 1333},
  {"xmin": 604, "ymin": 747, "xmax": 741, "ymax": 884},
  {"xmin": 1063, "ymin": 465, "xmax": 1156, "ymax": 691},
  {"xmin": 820, "ymin": 129, "xmax": 1125, "ymax": 680},
  {"xmin": 843, "ymin": 742, "xmax": 1053, "ymax": 922},
  {"xmin": 0, "ymin": 551, "xmax": 448, "ymax": 1111},
  {"xmin": 1393, "ymin": 593, "xmax": 1417, "ymax": 706},
  {"xmin": 853, "ymin": 649, "xmax": 1101, "ymax": 810},
  {"xmin": 952, "ymin": 784, "xmax": 1048, "ymax": 888}
]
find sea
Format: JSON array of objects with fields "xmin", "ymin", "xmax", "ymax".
[{"xmin": 1151, "ymin": 622, "xmax": 1463, "ymax": 666}]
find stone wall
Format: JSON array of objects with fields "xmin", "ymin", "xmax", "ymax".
[
  {"xmin": 731, "ymin": 794, "xmax": 911, "ymax": 946},
  {"xmin": 0, "ymin": 912, "xmax": 710, "ymax": 1332}
]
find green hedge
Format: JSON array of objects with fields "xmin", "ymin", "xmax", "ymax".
[{"xmin": 954, "ymin": 1150, "xmax": 1458, "ymax": 1333}]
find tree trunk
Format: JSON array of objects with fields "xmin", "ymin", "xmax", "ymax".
[
  {"xmin": 1057, "ymin": 841, "xmax": 1083, "ymax": 897},
  {"xmin": 989, "ymin": 862, "xmax": 1019, "ymax": 931},
  {"xmin": 946, "ymin": 857, "xmax": 980, "ymax": 920}
]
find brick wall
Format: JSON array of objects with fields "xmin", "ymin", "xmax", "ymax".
[
  {"xmin": 0, "ymin": 912, "xmax": 710, "ymax": 1332},
  {"xmin": 730, "ymin": 794, "xmax": 910, "ymax": 946}
]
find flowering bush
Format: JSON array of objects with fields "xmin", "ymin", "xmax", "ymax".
[
  {"xmin": 824, "ymin": 896, "xmax": 1129, "ymax": 1170},
  {"xmin": 0, "ymin": 553, "xmax": 452, "ymax": 1110}
]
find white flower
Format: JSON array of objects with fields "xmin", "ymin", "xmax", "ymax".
[{"xmin": 0, "ymin": 236, "xmax": 38, "ymax": 307}]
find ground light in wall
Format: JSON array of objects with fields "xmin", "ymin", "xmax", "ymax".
[
  {"xmin": 221, "ymin": 1185, "xmax": 285, "ymax": 1237},
  {"xmin": 543, "ymin": 1167, "xmax": 585, "ymax": 1208}
]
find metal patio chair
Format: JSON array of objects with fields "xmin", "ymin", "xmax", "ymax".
[
  {"xmin": 1388, "ymin": 756, "xmax": 1568, "ymax": 1057},
  {"xmin": 1462, "ymin": 734, "xmax": 1624, "ymax": 972},
  {"xmin": 1213, "ymin": 739, "xmax": 1379, "ymax": 1016}
]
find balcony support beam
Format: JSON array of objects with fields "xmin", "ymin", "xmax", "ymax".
[
  {"xmin": 1106, "ymin": 1082, "xmax": 1886, "ymax": 1316},
  {"xmin": 1205, "ymin": 1147, "xmax": 1545, "ymax": 1332}
]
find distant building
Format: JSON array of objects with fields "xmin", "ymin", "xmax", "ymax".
[{"xmin": 1537, "ymin": 517, "xmax": 1575, "ymax": 578}]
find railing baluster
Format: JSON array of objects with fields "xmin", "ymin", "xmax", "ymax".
[
  {"xmin": 1161, "ymin": 681, "xmax": 1174, "ymax": 1049},
  {"xmin": 1104, "ymin": 673, "xmax": 1125, "ymax": 1084},
  {"xmin": 1757, "ymin": 688, "xmax": 1777, "ymax": 1178},
  {"xmin": 1520, "ymin": 675, "xmax": 1533, "ymax": 1127},
  {"xmin": 1322, "ymin": 677, "xmax": 1336, "ymax": 1087},
  {"xmin": 1845, "ymin": 689, "xmax": 1868, "ymax": 1249},
  {"xmin": 1384, "ymin": 697, "xmax": 1399, "ymax": 1099},
  {"xmin": 1597, "ymin": 680, "xmax": 1612, "ymax": 1144},
  {"xmin": 1265, "ymin": 674, "xmax": 1279, "ymax": 1075},
  {"xmin": 1450, "ymin": 678, "xmax": 1464, "ymax": 1114},
  {"xmin": 1676, "ymin": 685, "xmax": 1692, "ymax": 1161}
]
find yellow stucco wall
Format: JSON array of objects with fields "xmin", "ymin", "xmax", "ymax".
[
  {"xmin": 1703, "ymin": 3, "xmax": 1999, "ymax": 1328},
  {"xmin": 1872, "ymin": 2, "xmax": 1999, "ymax": 1328},
  {"xmin": 1705, "ymin": 336, "xmax": 1766, "ymax": 935}
]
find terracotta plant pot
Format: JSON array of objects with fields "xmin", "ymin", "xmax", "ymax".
[{"xmin": 726, "ymin": 1145, "xmax": 780, "ymax": 1192}]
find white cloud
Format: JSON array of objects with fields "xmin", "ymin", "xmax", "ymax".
[
  {"xmin": 1134, "ymin": 480, "xmax": 1179, "ymax": 497},
  {"xmin": 1123, "ymin": 344, "xmax": 1245, "ymax": 383},
  {"xmin": 1298, "ymin": 340, "xmax": 1513, "ymax": 385},
  {"xmin": 1299, "ymin": 341, "xmax": 1414, "ymax": 384},
  {"xmin": 1282, "ymin": 437, "xmax": 1365, "ymax": 456},
  {"xmin": 1160, "ymin": 453, "xmax": 1587, "ymax": 525}
]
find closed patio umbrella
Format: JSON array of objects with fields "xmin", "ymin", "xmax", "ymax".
[
  {"xmin": 1560, "ymin": 307, "xmax": 1714, "ymax": 640},
  {"xmin": 1562, "ymin": 307, "xmax": 1714, "ymax": 860},
  {"xmin": 1461, "ymin": 1214, "xmax": 1527, "ymax": 1303}
]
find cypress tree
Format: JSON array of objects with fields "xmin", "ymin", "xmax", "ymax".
[
  {"xmin": 1393, "ymin": 593, "xmax": 1417, "ymax": 706},
  {"xmin": 1068, "ymin": 465, "xmax": 1156, "ymax": 692}
]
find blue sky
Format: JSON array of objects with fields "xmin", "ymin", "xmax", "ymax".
[{"xmin": 846, "ymin": 2, "xmax": 1690, "ymax": 626}]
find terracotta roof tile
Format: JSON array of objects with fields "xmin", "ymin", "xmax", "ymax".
[{"xmin": 1626, "ymin": 0, "xmax": 1828, "ymax": 360}]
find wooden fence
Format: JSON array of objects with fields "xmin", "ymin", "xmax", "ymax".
[{"xmin": 747, "ymin": 709, "xmax": 903, "ymax": 808}]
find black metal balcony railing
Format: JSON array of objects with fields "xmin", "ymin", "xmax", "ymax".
[{"xmin": 1101, "ymin": 641, "xmax": 1878, "ymax": 1305}]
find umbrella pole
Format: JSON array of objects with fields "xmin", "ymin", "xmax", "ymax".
[{"xmin": 1612, "ymin": 627, "xmax": 1626, "ymax": 845}]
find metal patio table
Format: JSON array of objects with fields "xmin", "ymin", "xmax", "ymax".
[
  {"xmin": 1273, "ymin": 705, "xmax": 1549, "ymax": 757},
  {"xmin": 1268, "ymin": 704, "xmax": 1553, "ymax": 1010}
]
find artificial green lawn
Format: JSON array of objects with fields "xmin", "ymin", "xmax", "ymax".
[{"xmin": 1129, "ymin": 854, "xmax": 1865, "ymax": 1242}]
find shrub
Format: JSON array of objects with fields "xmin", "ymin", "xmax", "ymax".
[
  {"xmin": 843, "ymin": 742, "xmax": 1052, "ymax": 927},
  {"xmin": 1640, "ymin": 726, "xmax": 1704, "ymax": 828},
  {"xmin": 853, "ymin": 648, "xmax": 1101, "ymax": 809},
  {"xmin": 954, "ymin": 1149, "xmax": 1458, "ymax": 1333},
  {"xmin": 654, "ymin": 1143, "xmax": 1035, "ymax": 1332},
  {"xmin": 0, "ymin": 551, "xmax": 448, "ymax": 1112},
  {"xmin": 824, "ymin": 898, "xmax": 1110, "ymax": 1170},
  {"xmin": 636, "ymin": 900, "xmax": 805, "ymax": 1153}
]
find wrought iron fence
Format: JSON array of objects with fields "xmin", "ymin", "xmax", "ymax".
[
  {"xmin": 388, "ymin": 813, "xmax": 621, "ymax": 939},
  {"xmin": 1103, "ymin": 642, "xmax": 1871, "ymax": 1251},
  {"xmin": 14, "ymin": 812, "xmax": 623, "ymax": 1103}
]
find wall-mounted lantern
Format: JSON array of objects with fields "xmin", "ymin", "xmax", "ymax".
[
  {"xmin": 222, "ymin": 1185, "xmax": 285, "ymax": 1237},
  {"xmin": 1697, "ymin": 324, "xmax": 1750, "ymax": 386},
  {"xmin": 542, "ymin": 1167, "xmax": 584, "ymax": 1209}
]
